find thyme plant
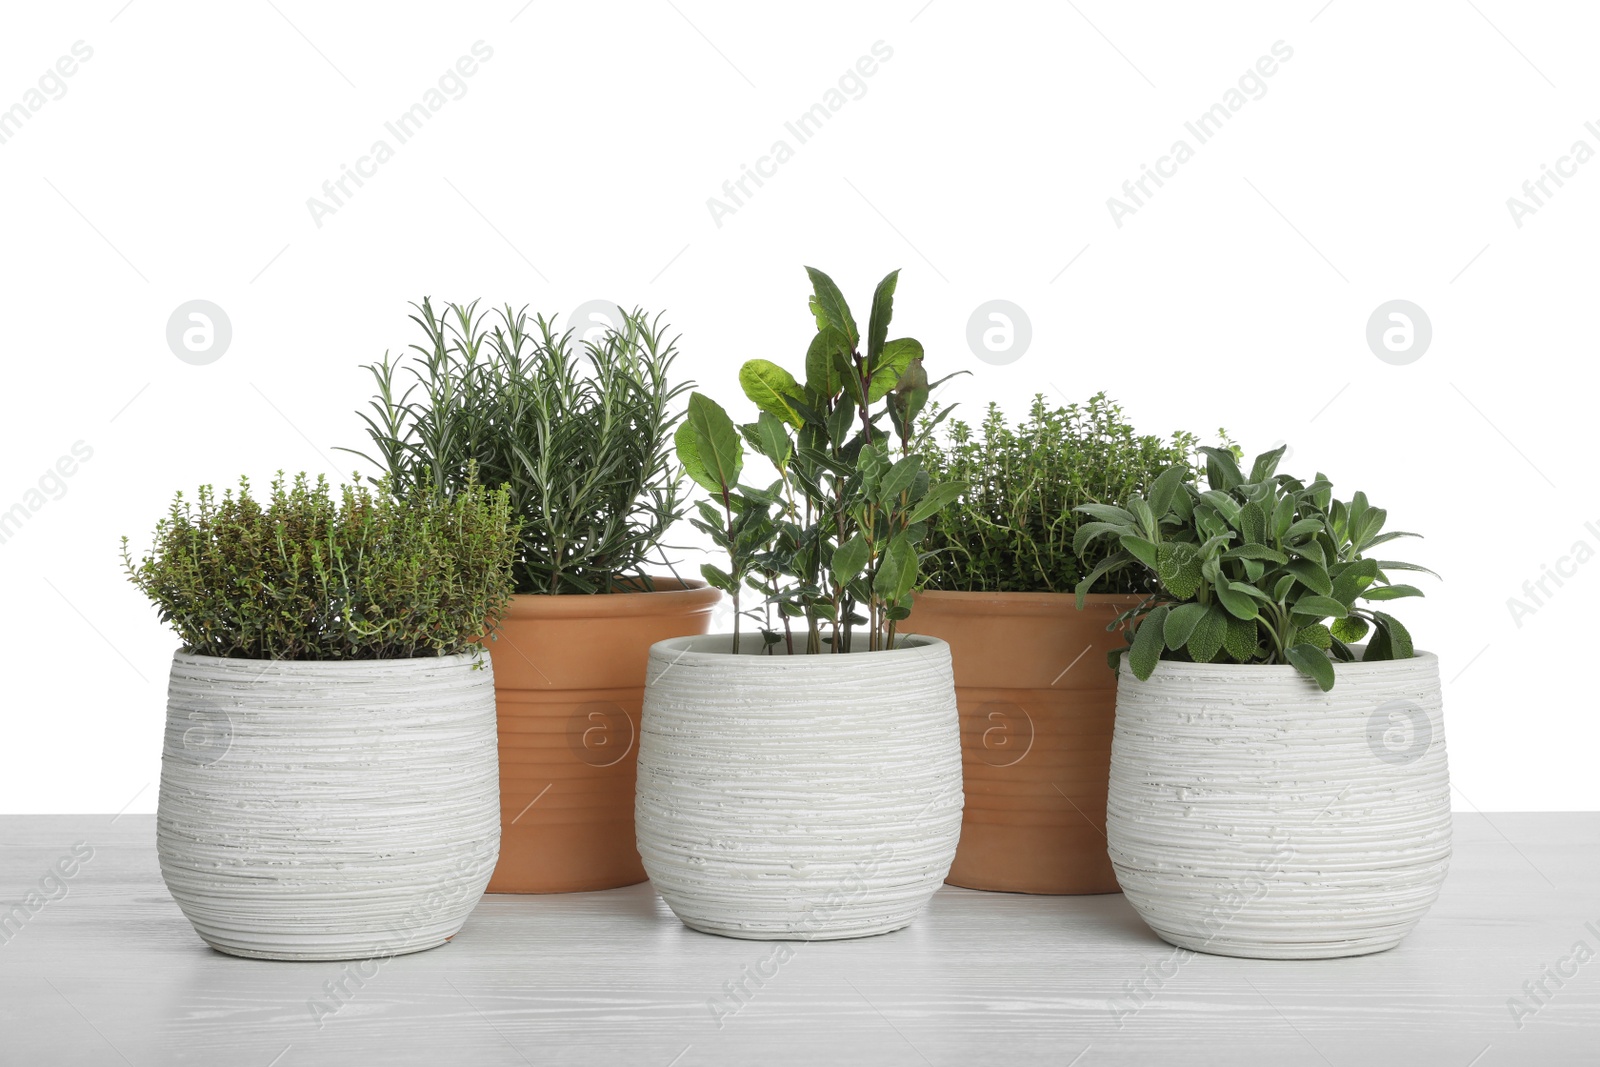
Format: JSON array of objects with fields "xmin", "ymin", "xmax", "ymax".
[
  {"xmin": 677, "ymin": 267, "xmax": 964, "ymax": 654},
  {"xmin": 122, "ymin": 473, "xmax": 515, "ymax": 660},
  {"xmin": 916, "ymin": 393, "xmax": 1213, "ymax": 593},
  {"xmin": 1075, "ymin": 445, "xmax": 1434, "ymax": 690},
  {"xmin": 343, "ymin": 299, "xmax": 691, "ymax": 595}
]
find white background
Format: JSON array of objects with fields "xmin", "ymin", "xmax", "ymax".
[{"xmin": 1, "ymin": 1, "xmax": 1592, "ymax": 813}]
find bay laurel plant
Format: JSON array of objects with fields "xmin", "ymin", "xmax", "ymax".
[
  {"xmin": 1074, "ymin": 445, "xmax": 1435, "ymax": 691},
  {"xmin": 342, "ymin": 299, "xmax": 691, "ymax": 596},
  {"xmin": 915, "ymin": 392, "xmax": 1214, "ymax": 594},
  {"xmin": 676, "ymin": 267, "xmax": 965, "ymax": 654},
  {"xmin": 121, "ymin": 472, "xmax": 516, "ymax": 660}
]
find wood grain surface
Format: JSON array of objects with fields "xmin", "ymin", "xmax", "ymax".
[{"xmin": 0, "ymin": 813, "xmax": 1593, "ymax": 1065}]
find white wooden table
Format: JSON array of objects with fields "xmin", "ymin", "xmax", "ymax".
[{"xmin": 1, "ymin": 814, "xmax": 1593, "ymax": 1065}]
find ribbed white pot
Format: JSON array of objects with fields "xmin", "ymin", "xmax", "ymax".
[
  {"xmin": 1107, "ymin": 650, "xmax": 1451, "ymax": 959},
  {"xmin": 157, "ymin": 651, "xmax": 501, "ymax": 961},
  {"xmin": 636, "ymin": 634, "xmax": 963, "ymax": 940}
]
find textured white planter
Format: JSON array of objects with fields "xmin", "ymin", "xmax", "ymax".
[
  {"xmin": 1107, "ymin": 649, "xmax": 1451, "ymax": 959},
  {"xmin": 636, "ymin": 634, "xmax": 963, "ymax": 940},
  {"xmin": 157, "ymin": 651, "xmax": 501, "ymax": 961}
]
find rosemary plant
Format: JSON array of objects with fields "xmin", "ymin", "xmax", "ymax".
[{"xmin": 342, "ymin": 299, "xmax": 692, "ymax": 595}]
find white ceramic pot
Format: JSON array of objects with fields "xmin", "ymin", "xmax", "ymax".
[
  {"xmin": 157, "ymin": 651, "xmax": 501, "ymax": 961},
  {"xmin": 1106, "ymin": 650, "xmax": 1451, "ymax": 959},
  {"xmin": 636, "ymin": 634, "xmax": 963, "ymax": 940}
]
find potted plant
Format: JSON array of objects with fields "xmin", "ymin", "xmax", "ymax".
[
  {"xmin": 123, "ymin": 473, "xmax": 514, "ymax": 960},
  {"xmin": 1076, "ymin": 444, "xmax": 1450, "ymax": 958},
  {"xmin": 345, "ymin": 300, "xmax": 719, "ymax": 893},
  {"xmin": 635, "ymin": 267, "xmax": 965, "ymax": 940},
  {"xmin": 905, "ymin": 394, "xmax": 1213, "ymax": 894}
]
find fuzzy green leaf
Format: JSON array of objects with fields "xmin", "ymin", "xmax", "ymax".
[
  {"xmin": 1074, "ymin": 520, "xmax": 1131, "ymax": 556},
  {"xmin": 1074, "ymin": 551, "xmax": 1134, "ymax": 608},
  {"xmin": 1331, "ymin": 557, "xmax": 1379, "ymax": 604},
  {"xmin": 1163, "ymin": 602, "xmax": 1210, "ymax": 650},
  {"xmin": 1292, "ymin": 594, "xmax": 1349, "ymax": 620},
  {"xmin": 1284, "ymin": 558, "xmax": 1333, "ymax": 596},
  {"xmin": 1362, "ymin": 583, "xmax": 1425, "ymax": 601},
  {"xmin": 1200, "ymin": 446, "xmax": 1243, "ymax": 491},
  {"xmin": 1156, "ymin": 541, "xmax": 1204, "ymax": 600},
  {"xmin": 1224, "ymin": 615, "xmax": 1261, "ymax": 661},
  {"xmin": 1077, "ymin": 503, "xmax": 1138, "ymax": 524},
  {"xmin": 1129, "ymin": 604, "xmax": 1171, "ymax": 680},
  {"xmin": 1148, "ymin": 466, "xmax": 1186, "ymax": 520},
  {"xmin": 1329, "ymin": 614, "xmax": 1370, "ymax": 644},
  {"xmin": 1238, "ymin": 501, "xmax": 1267, "ymax": 544},
  {"xmin": 1249, "ymin": 445, "xmax": 1288, "ymax": 484},
  {"xmin": 1187, "ymin": 605, "xmax": 1229, "ymax": 663},
  {"xmin": 1375, "ymin": 560, "xmax": 1442, "ymax": 580},
  {"xmin": 1286, "ymin": 643, "xmax": 1336, "ymax": 691},
  {"xmin": 1294, "ymin": 622, "xmax": 1333, "ymax": 650},
  {"xmin": 1370, "ymin": 611, "xmax": 1415, "ymax": 659},
  {"xmin": 1198, "ymin": 490, "xmax": 1242, "ymax": 526},
  {"xmin": 1365, "ymin": 530, "xmax": 1422, "ymax": 549},
  {"xmin": 1223, "ymin": 544, "xmax": 1289, "ymax": 564},
  {"xmin": 1215, "ymin": 581, "xmax": 1260, "ymax": 620},
  {"xmin": 1120, "ymin": 533, "xmax": 1160, "ymax": 570},
  {"xmin": 1282, "ymin": 517, "xmax": 1324, "ymax": 543}
]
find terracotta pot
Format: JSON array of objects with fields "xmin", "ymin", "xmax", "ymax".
[
  {"xmin": 903, "ymin": 590, "xmax": 1140, "ymax": 894},
  {"xmin": 480, "ymin": 578, "xmax": 720, "ymax": 893},
  {"xmin": 1107, "ymin": 651, "xmax": 1451, "ymax": 958}
]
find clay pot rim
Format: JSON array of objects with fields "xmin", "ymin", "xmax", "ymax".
[
  {"xmin": 170, "ymin": 649, "xmax": 486, "ymax": 669},
  {"xmin": 501, "ymin": 577, "xmax": 719, "ymax": 620},
  {"xmin": 912, "ymin": 589, "xmax": 1144, "ymax": 616},
  {"xmin": 1125, "ymin": 647, "xmax": 1438, "ymax": 681},
  {"xmin": 649, "ymin": 632, "xmax": 949, "ymax": 667}
]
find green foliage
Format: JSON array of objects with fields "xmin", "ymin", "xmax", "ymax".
[
  {"xmin": 122, "ymin": 473, "xmax": 516, "ymax": 660},
  {"xmin": 1075, "ymin": 445, "xmax": 1435, "ymax": 691},
  {"xmin": 915, "ymin": 393, "xmax": 1214, "ymax": 593},
  {"xmin": 676, "ymin": 267, "xmax": 966, "ymax": 654},
  {"xmin": 342, "ymin": 299, "xmax": 691, "ymax": 595}
]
